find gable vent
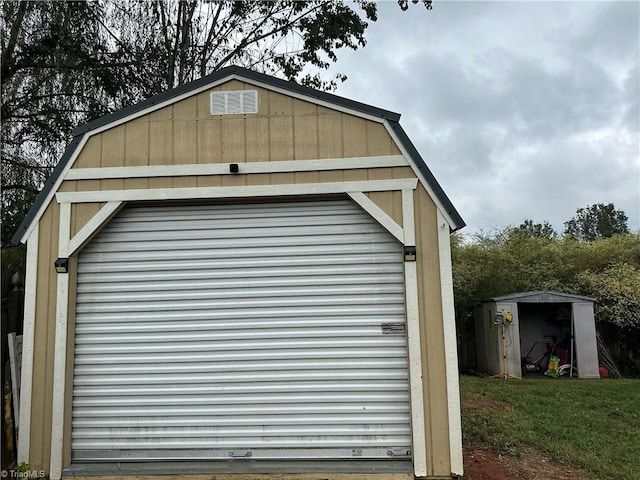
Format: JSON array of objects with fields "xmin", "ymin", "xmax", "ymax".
[{"xmin": 210, "ymin": 90, "xmax": 258, "ymax": 115}]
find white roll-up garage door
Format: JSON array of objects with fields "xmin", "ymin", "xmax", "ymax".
[{"xmin": 72, "ymin": 198, "xmax": 411, "ymax": 461}]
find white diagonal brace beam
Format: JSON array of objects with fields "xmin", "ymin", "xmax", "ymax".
[
  {"xmin": 68, "ymin": 201, "xmax": 123, "ymax": 255},
  {"xmin": 348, "ymin": 192, "xmax": 404, "ymax": 243}
]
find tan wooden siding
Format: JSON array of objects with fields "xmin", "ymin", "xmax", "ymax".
[
  {"xmin": 364, "ymin": 191, "xmax": 402, "ymax": 229},
  {"xmin": 124, "ymin": 114, "xmax": 149, "ymax": 166},
  {"xmin": 414, "ymin": 185, "xmax": 451, "ymax": 477},
  {"xmin": 70, "ymin": 200, "xmax": 103, "ymax": 239},
  {"xmin": 30, "ymin": 200, "xmax": 59, "ymax": 471},
  {"xmin": 29, "ymin": 186, "xmax": 453, "ymax": 476},
  {"xmin": 71, "ymin": 82, "xmax": 401, "ymax": 171},
  {"xmin": 73, "ymin": 136, "xmax": 100, "ymax": 169},
  {"xmin": 26, "ymin": 81, "xmax": 453, "ymax": 477}
]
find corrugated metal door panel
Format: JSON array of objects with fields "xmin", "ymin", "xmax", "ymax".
[{"xmin": 72, "ymin": 199, "xmax": 411, "ymax": 461}]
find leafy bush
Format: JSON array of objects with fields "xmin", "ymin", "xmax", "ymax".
[{"xmin": 453, "ymin": 231, "xmax": 640, "ymax": 376}]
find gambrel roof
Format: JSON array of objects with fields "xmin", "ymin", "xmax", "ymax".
[{"xmin": 12, "ymin": 66, "xmax": 465, "ymax": 244}]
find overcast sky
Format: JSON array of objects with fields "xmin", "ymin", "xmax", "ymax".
[{"xmin": 326, "ymin": 0, "xmax": 639, "ymax": 235}]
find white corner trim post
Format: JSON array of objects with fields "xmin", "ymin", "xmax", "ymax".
[
  {"xmin": 17, "ymin": 224, "xmax": 39, "ymax": 463},
  {"xmin": 402, "ymin": 189, "xmax": 427, "ymax": 478},
  {"xmin": 50, "ymin": 202, "xmax": 71, "ymax": 480},
  {"xmin": 437, "ymin": 210, "xmax": 464, "ymax": 477}
]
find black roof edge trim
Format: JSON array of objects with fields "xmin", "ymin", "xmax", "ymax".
[
  {"xmin": 388, "ymin": 121, "xmax": 465, "ymax": 231},
  {"xmin": 72, "ymin": 66, "xmax": 400, "ymax": 136},
  {"xmin": 12, "ymin": 65, "xmax": 463, "ymax": 244},
  {"xmin": 10, "ymin": 136, "xmax": 84, "ymax": 245}
]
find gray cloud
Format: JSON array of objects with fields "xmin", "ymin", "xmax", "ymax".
[
  {"xmin": 623, "ymin": 62, "xmax": 639, "ymax": 131},
  {"xmin": 329, "ymin": 1, "xmax": 639, "ymax": 233},
  {"xmin": 566, "ymin": 1, "xmax": 640, "ymax": 64}
]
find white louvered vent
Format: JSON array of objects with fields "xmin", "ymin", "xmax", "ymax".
[{"xmin": 210, "ymin": 90, "xmax": 258, "ymax": 115}]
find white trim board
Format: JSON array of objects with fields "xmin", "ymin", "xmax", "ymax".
[
  {"xmin": 85, "ymin": 73, "xmax": 389, "ymax": 139},
  {"xmin": 348, "ymin": 192, "xmax": 404, "ymax": 243},
  {"xmin": 56, "ymin": 179, "xmax": 419, "ymax": 204},
  {"xmin": 63, "ymin": 155, "xmax": 408, "ymax": 181},
  {"xmin": 17, "ymin": 135, "xmax": 89, "ymax": 244},
  {"xmin": 83, "ymin": 78, "xmax": 232, "ymax": 138},
  {"xmin": 16, "ymin": 69, "xmax": 463, "ymax": 247},
  {"xmin": 50, "ymin": 202, "xmax": 71, "ymax": 480},
  {"xmin": 14, "ymin": 70, "xmax": 395, "ymax": 243},
  {"xmin": 383, "ymin": 120, "xmax": 460, "ymax": 231},
  {"xmin": 16, "ymin": 74, "xmax": 237, "ymax": 243},
  {"xmin": 48, "ymin": 187, "xmax": 423, "ymax": 476},
  {"xmin": 8, "ymin": 333, "xmax": 21, "ymax": 428},
  {"xmin": 236, "ymin": 75, "xmax": 388, "ymax": 124},
  {"xmin": 437, "ymin": 210, "xmax": 464, "ymax": 477},
  {"xmin": 401, "ymin": 188, "xmax": 427, "ymax": 478},
  {"xmin": 68, "ymin": 201, "xmax": 123, "ymax": 256},
  {"xmin": 17, "ymin": 224, "xmax": 38, "ymax": 463}
]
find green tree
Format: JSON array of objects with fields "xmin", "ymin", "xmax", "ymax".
[
  {"xmin": 398, "ymin": 0, "xmax": 433, "ymax": 10},
  {"xmin": 453, "ymin": 228, "xmax": 640, "ymax": 326},
  {"xmin": 517, "ymin": 219, "xmax": 557, "ymax": 239},
  {"xmin": 1, "ymin": 1, "xmax": 140, "ymax": 244},
  {"xmin": 105, "ymin": 1, "xmax": 379, "ymax": 93},
  {"xmin": 564, "ymin": 203, "xmax": 629, "ymax": 241},
  {"xmin": 578, "ymin": 261, "xmax": 640, "ymax": 375},
  {"xmin": 578, "ymin": 263, "xmax": 640, "ymax": 329},
  {"xmin": 4, "ymin": 0, "xmax": 424, "ymax": 245},
  {"xmin": 452, "ymin": 227, "xmax": 640, "ymax": 375}
]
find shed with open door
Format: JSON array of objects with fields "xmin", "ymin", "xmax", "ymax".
[
  {"xmin": 474, "ymin": 291, "xmax": 600, "ymax": 379},
  {"xmin": 12, "ymin": 66, "xmax": 465, "ymax": 480}
]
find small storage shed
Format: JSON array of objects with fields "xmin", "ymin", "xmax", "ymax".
[
  {"xmin": 12, "ymin": 66, "xmax": 465, "ymax": 480},
  {"xmin": 474, "ymin": 291, "xmax": 600, "ymax": 379}
]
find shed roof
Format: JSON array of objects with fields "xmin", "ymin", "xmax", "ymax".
[
  {"xmin": 12, "ymin": 66, "xmax": 465, "ymax": 244},
  {"xmin": 482, "ymin": 291, "xmax": 595, "ymax": 304}
]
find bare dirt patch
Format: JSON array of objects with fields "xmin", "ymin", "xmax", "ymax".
[
  {"xmin": 463, "ymin": 446, "xmax": 595, "ymax": 480},
  {"xmin": 463, "ymin": 447, "xmax": 518, "ymax": 480},
  {"xmin": 461, "ymin": 389, "xmax": 517, "ymax": 416},
  {"xmin": 460, "ymin": 379, "xmax": 599, "ymax": 480}
]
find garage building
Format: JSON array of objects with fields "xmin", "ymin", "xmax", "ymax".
[{"xmin": 12, "ymin": 66, "xmax": 465, "ymax": 480}]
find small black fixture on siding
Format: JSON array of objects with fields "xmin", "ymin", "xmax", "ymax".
[
  {"xmin": 403, "ymin": 246, "xmax": 417, "ymax": 262},
  {"xmin": 55, "ymin": 257, "xmax": 70, "ymax": 274}
]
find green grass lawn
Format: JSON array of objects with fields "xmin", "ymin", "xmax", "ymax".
[{"xmin": 459, "ymin": 375, "xmax": 640, "ymax": 480}]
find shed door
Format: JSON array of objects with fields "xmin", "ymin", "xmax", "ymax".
[{"xmin": 72, "ymin": 199, "xmax": 411, "ymax": 461}]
